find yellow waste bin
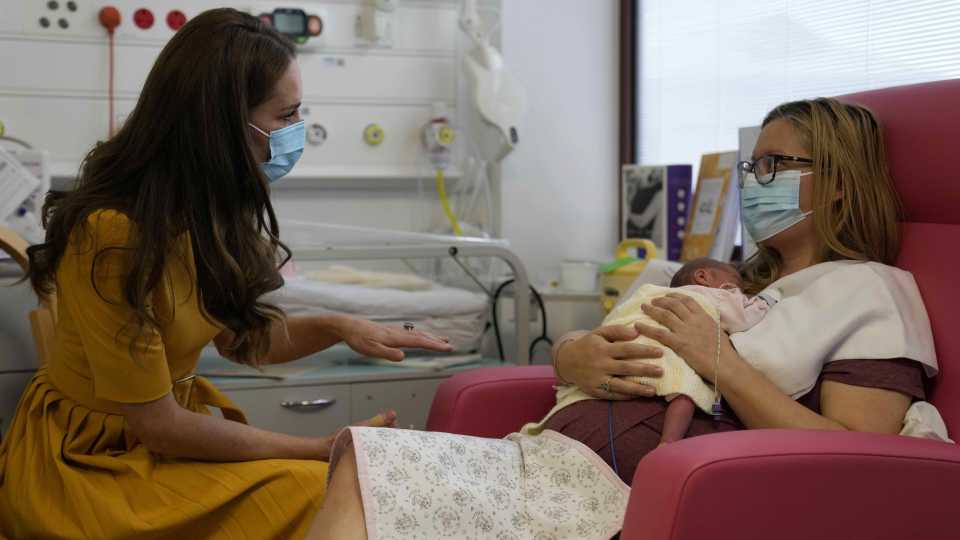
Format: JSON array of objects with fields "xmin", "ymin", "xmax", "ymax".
[{"xmin": 599, "ymin": 239, "xmax": 657, "ymax": 313}]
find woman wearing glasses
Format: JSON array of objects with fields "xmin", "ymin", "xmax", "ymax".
[
  {"xmin": 539, "ymin": 98, "xmax": 937, "ymax": 484},
  {"xmin": 310, "ymin": 98, "xmax": 940, "ymax": 539}
]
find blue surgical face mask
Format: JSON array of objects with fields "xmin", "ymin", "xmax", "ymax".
[
  {"xmin": 740, "ymin": 170, "xmax": 813, "ymax": 242},
  {"xmin": 249, "ymin": 120, "xmax": 305, "ymax": 182}
]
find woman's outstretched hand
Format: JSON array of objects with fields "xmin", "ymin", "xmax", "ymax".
[
  {"xmin": 556, "ymin": 324, "xmax": 665, "ymax": 400},
  {"xmin": 338, "ymin": 318, "xmax": 453, "ymax": 361}
]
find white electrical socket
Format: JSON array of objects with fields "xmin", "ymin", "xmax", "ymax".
[
  {"xmin": 23, "ymin": 0, "xmax": 97, "ymax": 37},
  {"xmin": 306, "ymin": 123, "xmax": 327, "ymax": 146}
]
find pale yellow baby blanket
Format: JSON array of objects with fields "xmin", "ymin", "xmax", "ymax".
[{"xmin": 523, "ymin": 285, "xmax": 721, "ymax": 435}]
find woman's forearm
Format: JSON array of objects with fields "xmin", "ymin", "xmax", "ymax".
[
  {"xmin": 124, "ymin": 394, "xmax": 329, "ymax": 462},
  {"xmin": 716, "ymin": 343, "xmax": 847, "ymax": 431},
  {"xmin": 161, "ymin": 410, "xmax": 325, "ymax": 461},
  {"xmin": 263, "ymin": 314, "xmax": 350, "ymax": 364}
]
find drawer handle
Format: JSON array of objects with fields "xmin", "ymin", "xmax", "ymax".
[{"xmin": 281, "ymin": 398, "xmax": 336, "ymax": 410}]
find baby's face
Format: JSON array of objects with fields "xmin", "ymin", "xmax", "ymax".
[{"xmin": 699, "ymin": 264, "xmax": 743, "ymax": 289}]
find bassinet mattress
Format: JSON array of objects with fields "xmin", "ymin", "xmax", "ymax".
[{"xmin": 265, "ymin": 278, "xmax": 490, "ymax": 352}]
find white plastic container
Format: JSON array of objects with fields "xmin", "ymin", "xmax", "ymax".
[{"xmin": 560, "ymin": 261, "xmax": 599, "ymax": 293}]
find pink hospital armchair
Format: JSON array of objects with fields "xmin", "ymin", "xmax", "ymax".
[{"xmin": 425, "ymin": 79, "xmax": 960, "ymax": 539}]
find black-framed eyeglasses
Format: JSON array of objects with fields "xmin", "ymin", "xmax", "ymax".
[{"xmin": 737, "ymin": 154, "xmax": 814, "ymax": 187}]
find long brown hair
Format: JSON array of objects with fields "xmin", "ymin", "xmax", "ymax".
[
  {"xmin": 741, "ymin": 98, "xmax": 902, "ymax": 294},
  {"xmin": 27, "ymin": 8, "xmax": 294, "ymax": 364}
]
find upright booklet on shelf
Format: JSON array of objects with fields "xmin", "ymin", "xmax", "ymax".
[
  {"xmin": 681, "ymin": 151, "xmax": 739, "ymax": 262},
  {"xmin": 621, "ymin": 164, "xmax": 692, "ymax": 261}
]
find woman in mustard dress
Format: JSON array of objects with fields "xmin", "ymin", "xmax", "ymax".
[{"xmin": 0, "ymin": 8, "xmax": 451, "ymax": 539}]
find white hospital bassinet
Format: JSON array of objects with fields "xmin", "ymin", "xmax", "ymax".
[{"xmin": 270, "ymin": 221, "xmax": 528, "ymax": 358}]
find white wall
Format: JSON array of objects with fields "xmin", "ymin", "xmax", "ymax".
[{"xmin": 499, "ymin": 0, "xmax": 620, "ymax": 284}]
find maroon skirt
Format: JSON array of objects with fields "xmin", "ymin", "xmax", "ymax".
[
  {"xmin": 542, "ymin": 398, "xmax": 742, "ymax": 484},
  {"xmin": 542, "ymin": 358, "xmax": 927, "ymax": 485}
]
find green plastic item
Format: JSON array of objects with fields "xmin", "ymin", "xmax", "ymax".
[{"xmin": 600, "ymin": 257, "xmax": 641, "ymax": 274}]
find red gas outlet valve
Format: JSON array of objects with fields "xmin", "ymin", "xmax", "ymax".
[
  {"xmin": 133, "ymin": 8, "xmax": 154, "ymax": 29},
  {"xmin": 98, "ymin": 6, "xmax": 121, "ymax": 33},
  {"xmin": 166, "ymin": 10, "xmax": 186, "ymax": 31}
]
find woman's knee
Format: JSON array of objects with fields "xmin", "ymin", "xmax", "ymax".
[
  {"xmin": 322, "ymin": 443, "xmax": 360, "ymax": 508},
  {"xmin": 310, "ymin": 447, "xmax": 366, "ymax": 540}
]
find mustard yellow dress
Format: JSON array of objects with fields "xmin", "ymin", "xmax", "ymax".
[{"xmin": 0, "ymin": 210, "xmax": 328, "ymax": 539}]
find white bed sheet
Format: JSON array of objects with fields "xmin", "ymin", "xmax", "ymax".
[
  {"xmin": 265, "ymin": 278, "xmax": 490, "ymax": 352},
  {"xmin": 268, "ymin": 277, "xmax": 489, "ymax": 319}
]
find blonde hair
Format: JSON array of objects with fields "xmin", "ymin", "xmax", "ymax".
[{"xmin": 740, "ymin": 98, "xmax": 902, "ymax": 294}]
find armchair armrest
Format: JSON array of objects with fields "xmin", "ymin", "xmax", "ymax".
[
  {"xmin": 622, "ymin": 429, "xmax": 960, "ymax": 540},
  {"xmin": 426, "ymin": 366, "xmax": 556, "ymax": 438}
]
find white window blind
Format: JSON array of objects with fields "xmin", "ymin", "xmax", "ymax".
[{"xmin": 638, "ymin": 0, "xmax": 960, "ymax": 173}]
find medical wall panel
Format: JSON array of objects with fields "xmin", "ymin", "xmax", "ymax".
[
  {"xmin": 291, "ymin": 102, "xmax": 450, "ymax": 178},
  {"xmin": 0, "ymin": 0, "xmax": 476, "ymax": 182}
]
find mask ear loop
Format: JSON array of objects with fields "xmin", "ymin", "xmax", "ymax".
[
  {"xmin": 248, "ymin": 123, "xmax": 272, "ymax": 161},
  {"xmin": 248, "ymin": 123, "xmax": 270, "ymax": 138}
]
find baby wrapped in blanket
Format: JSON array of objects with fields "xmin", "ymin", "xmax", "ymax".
[{"xmin": 527, "ymin": 258, "xmax": 778, "ymax": 446}]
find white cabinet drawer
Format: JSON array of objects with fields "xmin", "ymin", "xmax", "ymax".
[
  {"xmin": 351, "ymin": 378, "xmax": 443, "ymax": 430},
  {"xmin": 222, "ymin": 384, "xmax": 351, "ymax": 438}
]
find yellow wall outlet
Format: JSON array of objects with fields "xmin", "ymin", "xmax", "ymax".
[
  {"xmin": 437, "ymin": 125, "xmax": 455, "ymax": 146},
  {"xmin": 363, "ymin": 123, "xmax": 385, "ymax": 146}
]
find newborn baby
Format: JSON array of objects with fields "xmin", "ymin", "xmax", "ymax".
[{"xmin": 613, "ymin": 258, "xmax": 772, "ymax": 446}]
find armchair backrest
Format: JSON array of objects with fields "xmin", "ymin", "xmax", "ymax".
[{"xmin": 840, "ymin": 80, "xmax": 960, "ymax": 434}]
